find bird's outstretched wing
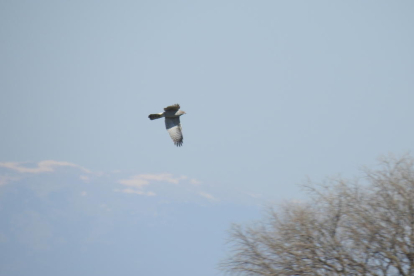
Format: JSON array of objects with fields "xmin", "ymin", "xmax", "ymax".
[
  {"xmin": 165, "ymin": 117, "xmax": 183, "ymax": 146},
  {"xmin": 164, "ymin": 104, "xmax": 180, "ymax": 112}
]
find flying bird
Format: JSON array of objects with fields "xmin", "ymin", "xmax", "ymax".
[{"xmin": 148, "ymin": 104, "xmax": 186, "ymax": 147}]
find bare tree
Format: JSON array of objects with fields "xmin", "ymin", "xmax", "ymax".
[{"xmin": 220, "ymin": 155, "xmax": 414, "ymax": 276}]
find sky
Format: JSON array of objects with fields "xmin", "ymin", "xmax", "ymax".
[{"xmin": 1, "ymin": 1, "xmax": 414, "ymax": 275}]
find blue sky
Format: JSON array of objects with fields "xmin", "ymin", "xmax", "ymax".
[{"xmin": 1, "ymin": 1, "xmax": 414, "ymax": 275}]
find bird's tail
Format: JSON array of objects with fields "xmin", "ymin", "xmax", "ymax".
[{"xmin": 148, "ymin": 113, "xmax": 164, "ymax": 120}]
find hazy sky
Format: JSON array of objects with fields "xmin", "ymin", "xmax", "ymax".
[{"xmin": 1, "ymin": 1, "xmax": 414, "ymax": 275}]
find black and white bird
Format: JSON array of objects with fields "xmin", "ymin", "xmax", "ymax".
[{"xmin": 148, "ymin": 104, "xmax": 186, "ymax": 147}]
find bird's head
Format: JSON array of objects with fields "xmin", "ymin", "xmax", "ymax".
[{"xmin": 178, "ymin": 110, "xmax": 186, "ymax": 116}]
